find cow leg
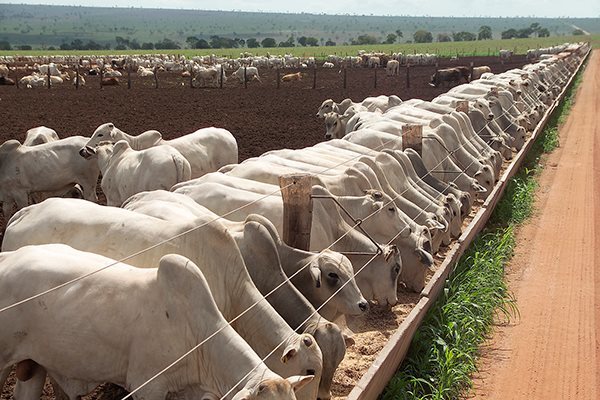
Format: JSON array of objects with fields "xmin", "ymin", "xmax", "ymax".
[{"xmin": 14, "ymin": 362, "xmax": 46, "ymax": 400}]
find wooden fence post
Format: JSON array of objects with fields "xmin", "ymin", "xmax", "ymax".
[
  {"xmin": 278, "ymin": 174, "xmax": 314, "ymax": 251},
  {"xmin": 220, "ymin": 65, "xmax": 224, "ymax": 89},
  {"xmin": 153, "ymin": 66, "xmax": 158, "ymax": 89},
  {"xmin": 405, "ymin": 64, "xmax": 410, "ymax": 88},
  {"xmin": 277, "ymin": 68, "xmax": 280, "ymax": 89},
  {"xmin": 47, "ymin": 65, "xmax": 51, "ymax": 89},
  {"xmin": 13, "ymin": 66, "xmax": 19, "ymax": 88},
  {"xmin": 127, "ymin": 64, "xmax": 131, "ymax": 89},
  {"xmin": 402, "ymin": 125, "xmax": 423, "ymax": 156},
  {"xmin": 244, "ymin": 66, "xmax": 247, "ymax": 88},
  {"xmin": 190, "ymin": 69, "xmax": 194, "ymax": 88},
  {"xmin": 99, "ymin": 68, "xmax": 103, "ymax": 89},
  {"xmin": 75, "ymin": 64, "xmax": 80, "ymax": 89},
  {"xmin": 469, "ymin": 61, "xmax": 474, "ymax": 82},
  {"xmin": 343, "ymin": 67, "xmax": 347, "ymax": 89},
  {"xmin": 374, "ymin": 67, "xmax": 377, "ymax": 88}
]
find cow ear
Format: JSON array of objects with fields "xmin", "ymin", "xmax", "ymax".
[
  {"xmin": 342, "ymin": 331, "xmax": 356, "ymax": 347},
  {"xmin": 287, "ymin": 375, "xmax": 314, "ymax": 392},
  {"xmin": 281, "ymin": 341, "xmax": 299, "ymax": 363},
  {"xmin": 230, "ymin": 389, "xmax": 252, "ymax": 400},
  {"xmin": 309, "ymin": 260, "xmax": 322, "ymax": 288}
]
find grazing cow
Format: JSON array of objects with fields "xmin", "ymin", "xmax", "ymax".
[
  {"xmin": 231, "ymin": 66, "xmax": 262, "ymax": 83},
  {"xmin": 0, "ymin": 64, "xmax": 8, "ymax": 77},
  {"xmin": 136, "ymin": 66, "xmax": 154, "ymax": 77},
  {"xmin": 499, "ymin": 49, "xmax": 513, "ymax": 60},
  {"xmin": 386, "ymin": 60, "xmax": 400, "ymax": 76},
  {"xmin": 0, "ymin": 245, "xmax": 313, "ymax": 400},
  {"xmin": 101, "ymin": 77, "xmax": 119, "ymax": 86},
  {"xmin": 430, "ymin": 67, "xmax": 470, "ymax": 87},
  {"xmin": 193, "ymin": 66, "xmax": 225, "ymax": 87},
  {"xmin": 84, "ymin": 141, "xmax": 191, "ymax": 207},
  {"xmin": 103, "ymin": 69, "xmax": 122, "ymax": 77},
  {"xmin": 2, "ymin": 200, "xmax": 323, "ymax": 400},
  {"xmin": 0, "ymin": 137, "xmax": 99, "ymax": 221},
  {"xmin": 82, "ymin": 123, "xmax": 238, "ymax": 179},
  {"xmin": 281, "ymin": 72, "xmax": 303, "ymax": 82},
  {"xmin": 470, "ymin": 66, "xmax": 491, "ymax": 81},
  {"xmin": 0, "ymin": 76, "xmax": 15, "ymax": 85},
  {"xmin": 322, "ymin": 62, "xmax": 335, "ymax": 68}
]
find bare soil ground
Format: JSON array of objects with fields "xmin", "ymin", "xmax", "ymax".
[
  {"xmin": 469, "ymin": 50, "xmax": 599, "ymax": 400},
  {"xmin": 0, "ymin": 55, "xmax": 528, "ymax": 400}
]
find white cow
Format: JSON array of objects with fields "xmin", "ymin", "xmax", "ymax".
[
  {"xmin": 86, "ymin": 141, "xmax": 191, "ymax": 207},
  {"xmin": 0, "ymin": 137, "xmax": 99, "ymax": 220},
  {"xmin": 82, "ymin": 123, "xmax": 238, "ymax": 179},
  {"xmin": 0, "ymin": 245, "xmax": 313, "ymax": 400},
  {"xmin": 23, "ymin": 126, "xmax": 59, "ymax": 146},
  {"xmin": 231, "ymin": 66, "xmax": 262, "ymax": 83},
  {"xmin": 3, "ymin": 200, "xmax": 323, "ymax": 400},
  {"xmin": 386, "ymin": 60, "xmax": 400, "ymax": 76}
]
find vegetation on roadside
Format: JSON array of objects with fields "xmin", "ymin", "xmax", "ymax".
[{"xmin": 381, "ymin": 53, "xmax": 588, "ymax": 400}]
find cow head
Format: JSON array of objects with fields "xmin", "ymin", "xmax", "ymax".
[
  {"xmin": 310, "ymin": 250, "xmax": 369, "ymax": 316},
  {"xmin": 232, "ymin": 375, "xmax": 315, "ymax": 400},
  {"xmin": 323, "ymin": 112, "xmax": 346, "ymax": 140},
  {"xmin": 80, "ymin": 123, "xmax": 119, "ymax": 158}
]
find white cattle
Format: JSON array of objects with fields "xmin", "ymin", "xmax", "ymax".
[
  {"xmin": 0, "ymin": 64, "xmax": 8, "ymax": 77},
  {"xmin": 87, "ymin": 141, "xmax": 191, "ymax": 207},
  {"xmin": 137, "ymin": 66, "xmax": 155, "ymax": 77},
  {"xmin": 82, "ymin": 123, "xmax": 238, "ymax": 179},
  {"xmin": 231, "ymin": 66, "xmax": 262, "ymax": 83},
  {"xmin": 3, "ymin": 200, "xmax": 323, "ymax": 400},
  {"xmin": 121, "ymin": 192, "xmax": 353, "ymax": 399},
  {"xmin": 0, "ymin": 137, "xmax": 99, "ymax": 220},
  {"xmin": 499, "ymin": 49, "xmax": 513, "ymax": 60},
  {"xmin": 386, "ymin": 60, "xmax": 400, "ymax": 76},
  {"xmin": 193, "ymin": 66, "xmax": 225, "ymax": 87},
  {"xmin": 322, "ymin": 62, "xmax": 335, "ymax": 68},
  {"xmin": 23, "ymin": 126, "xmax": 59, "ymax": 146},
  {"xmin": 0, "ymin": 245, "xmax": 312, "ymax": 400}
]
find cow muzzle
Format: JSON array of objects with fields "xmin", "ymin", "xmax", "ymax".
[{"xmin": 79, "ymin": 146, "xmax": 96, "ymax": 159}]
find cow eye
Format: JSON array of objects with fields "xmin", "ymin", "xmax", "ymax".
[
  {"xmin": 98, "ymin": 134, "xmax": 103, "ymax": 137},
  {"xmin": 388, "ymin": 207, "xmax": 395, "ymax": 212},
  {"xmin": 394, "ymin": 264, "xmax": 401, "ymax": 274}
]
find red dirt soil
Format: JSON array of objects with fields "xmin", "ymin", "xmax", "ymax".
[{"xmin": 469, "ymin": 50, "xmax": 599, "ymax": 399}]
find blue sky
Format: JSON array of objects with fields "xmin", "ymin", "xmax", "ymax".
[{"xmin": 2, "ymin": 0, "xmax": 598, "ymax": 17}]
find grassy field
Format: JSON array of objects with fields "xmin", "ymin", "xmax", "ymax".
[
  {"xmin": 1, "ymin": 35, "xmax": 598, "ymax": 60},
  {"xmin": 0, "ymin": 3, "xmax": 598, "ymax": 49}
]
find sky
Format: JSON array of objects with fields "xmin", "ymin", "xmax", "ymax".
[{"xmin": 1, "ymin": 0, "xmax": 598, "ymax": 18}]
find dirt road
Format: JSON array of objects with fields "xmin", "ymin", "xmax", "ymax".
[{"xmin": 470, "ymin": 50, "xmax": 599, "ymax": 399}]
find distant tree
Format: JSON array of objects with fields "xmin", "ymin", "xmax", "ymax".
[
  {"xmin": 501, "ymin": 28, "xmax": 518, "ymax": 39},
  {"xmin": 246, "ymin": 38, "xmax": 260, "ymax": 48},
  {"xmin": 195, "ymin": 39, "xmax": 210, "ymax": 49},
  {"xmin": 59, "ymin": 42, "xmax": 72, "ymax": 50},
  {"xmin": 395, "ymin": 29, "xmax": 403, "ymax": 38},
  {"xmin": 129, "ymin": 39, "xmax": 141, "ymax": 50},
  {"xmin": 478, "ymin": 25, "xmax": 492, "ymax": 40},
  {"xmin": 186, "ymin": 36, "xmax": 199, "ymax": 48},
  {"xmin": 18, "ymin": 45, "xmax": 32, "ymax": 50},
  {"xmin": 155, "ymin": 38, "xmax": 180, "ymax": 50},
  {"xmin": 452, "ymin": 31, "xmax": 476, "ymax": 42},
  {"xmin": 325, "ymin": 39, "xmax": 336, "ymax": 46},
  {"xmin": 141, "ymin": 42, "xmax": 154, "ymax": 50},
  {"xmin": 85, "ymin": 40, "xmax": 103, "ymax": 50},
  {"xmin": 261, "ymin": 37, "xmax": 277, "ymax": 48},
  {"xmin": 297, "ymin": 36, "xmax": 307, "ymax": 46},
  {"xmin": 538, "ymin": 28, "xmax": 550, "ymax": 37},
  {"xmin": 413, "ymin": 30, "xmax": 433, "ymax": 43},
  {"xmin": 516, "ymin": 28, "xmax": 533, "ymax": 38},
  {"xmin": 209, "ymin": 35, "xmax": 237, "ymax": 48},
  {"xmin": 530, "ymin": 22, "xmax": 541, "ymax": 34},
  {"xmin": 234, "ymin": 38, "xmax": 245, "ymax": 47},
  {"xmin": 573, "ymin": 29, "xmax": 585, "ymax": 35},
  {"xmin": 437, "ymin": 33, "xmax": 452, "ymax": 42},
  {"xmin": 48, "ymin": 46, "xmax": 56, "ymax": 51},
  {"xmin": 384, "ymin": 33, "xmax": 397, "ymax": 44},
  {"xmin": 306, "ymin": 37, "xmax": 319, "ymax": 46},
  {"xmin": 115, "ymin": 36, "xmax": 129, "ymax": 48},
  {"xmin": 352, "ymin": 34, "xmax": 378, "ymax": 45},
  {"xmin": 115, "ymin": 44, "xmax": 127, "ymax": 50}
]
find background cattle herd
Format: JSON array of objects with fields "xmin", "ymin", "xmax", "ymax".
[{"xmin": 0, "ymin": 41, "xmax": 588, "ymax": 400}]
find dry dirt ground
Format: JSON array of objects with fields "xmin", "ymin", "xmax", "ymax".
[
  {"xmin": 0, "ymin": 55, "xmax": 528, "ymax": 400},
  {"xmin": 469, "ymin": 50, "xmax": 599, "ymax": 399}
]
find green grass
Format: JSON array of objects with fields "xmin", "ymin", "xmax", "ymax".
[
  {"xmin": 381, "ymin": 52, "xmax": 588, "ymax": 400},
  {"xmin": 1, "ymin": 34, "xmax": 598, "ymax": 60}
]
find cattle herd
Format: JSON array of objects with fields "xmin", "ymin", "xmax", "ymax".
[{"xmin": 0, "ymin": 41, "xmax": 589, "ymax": 400}]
